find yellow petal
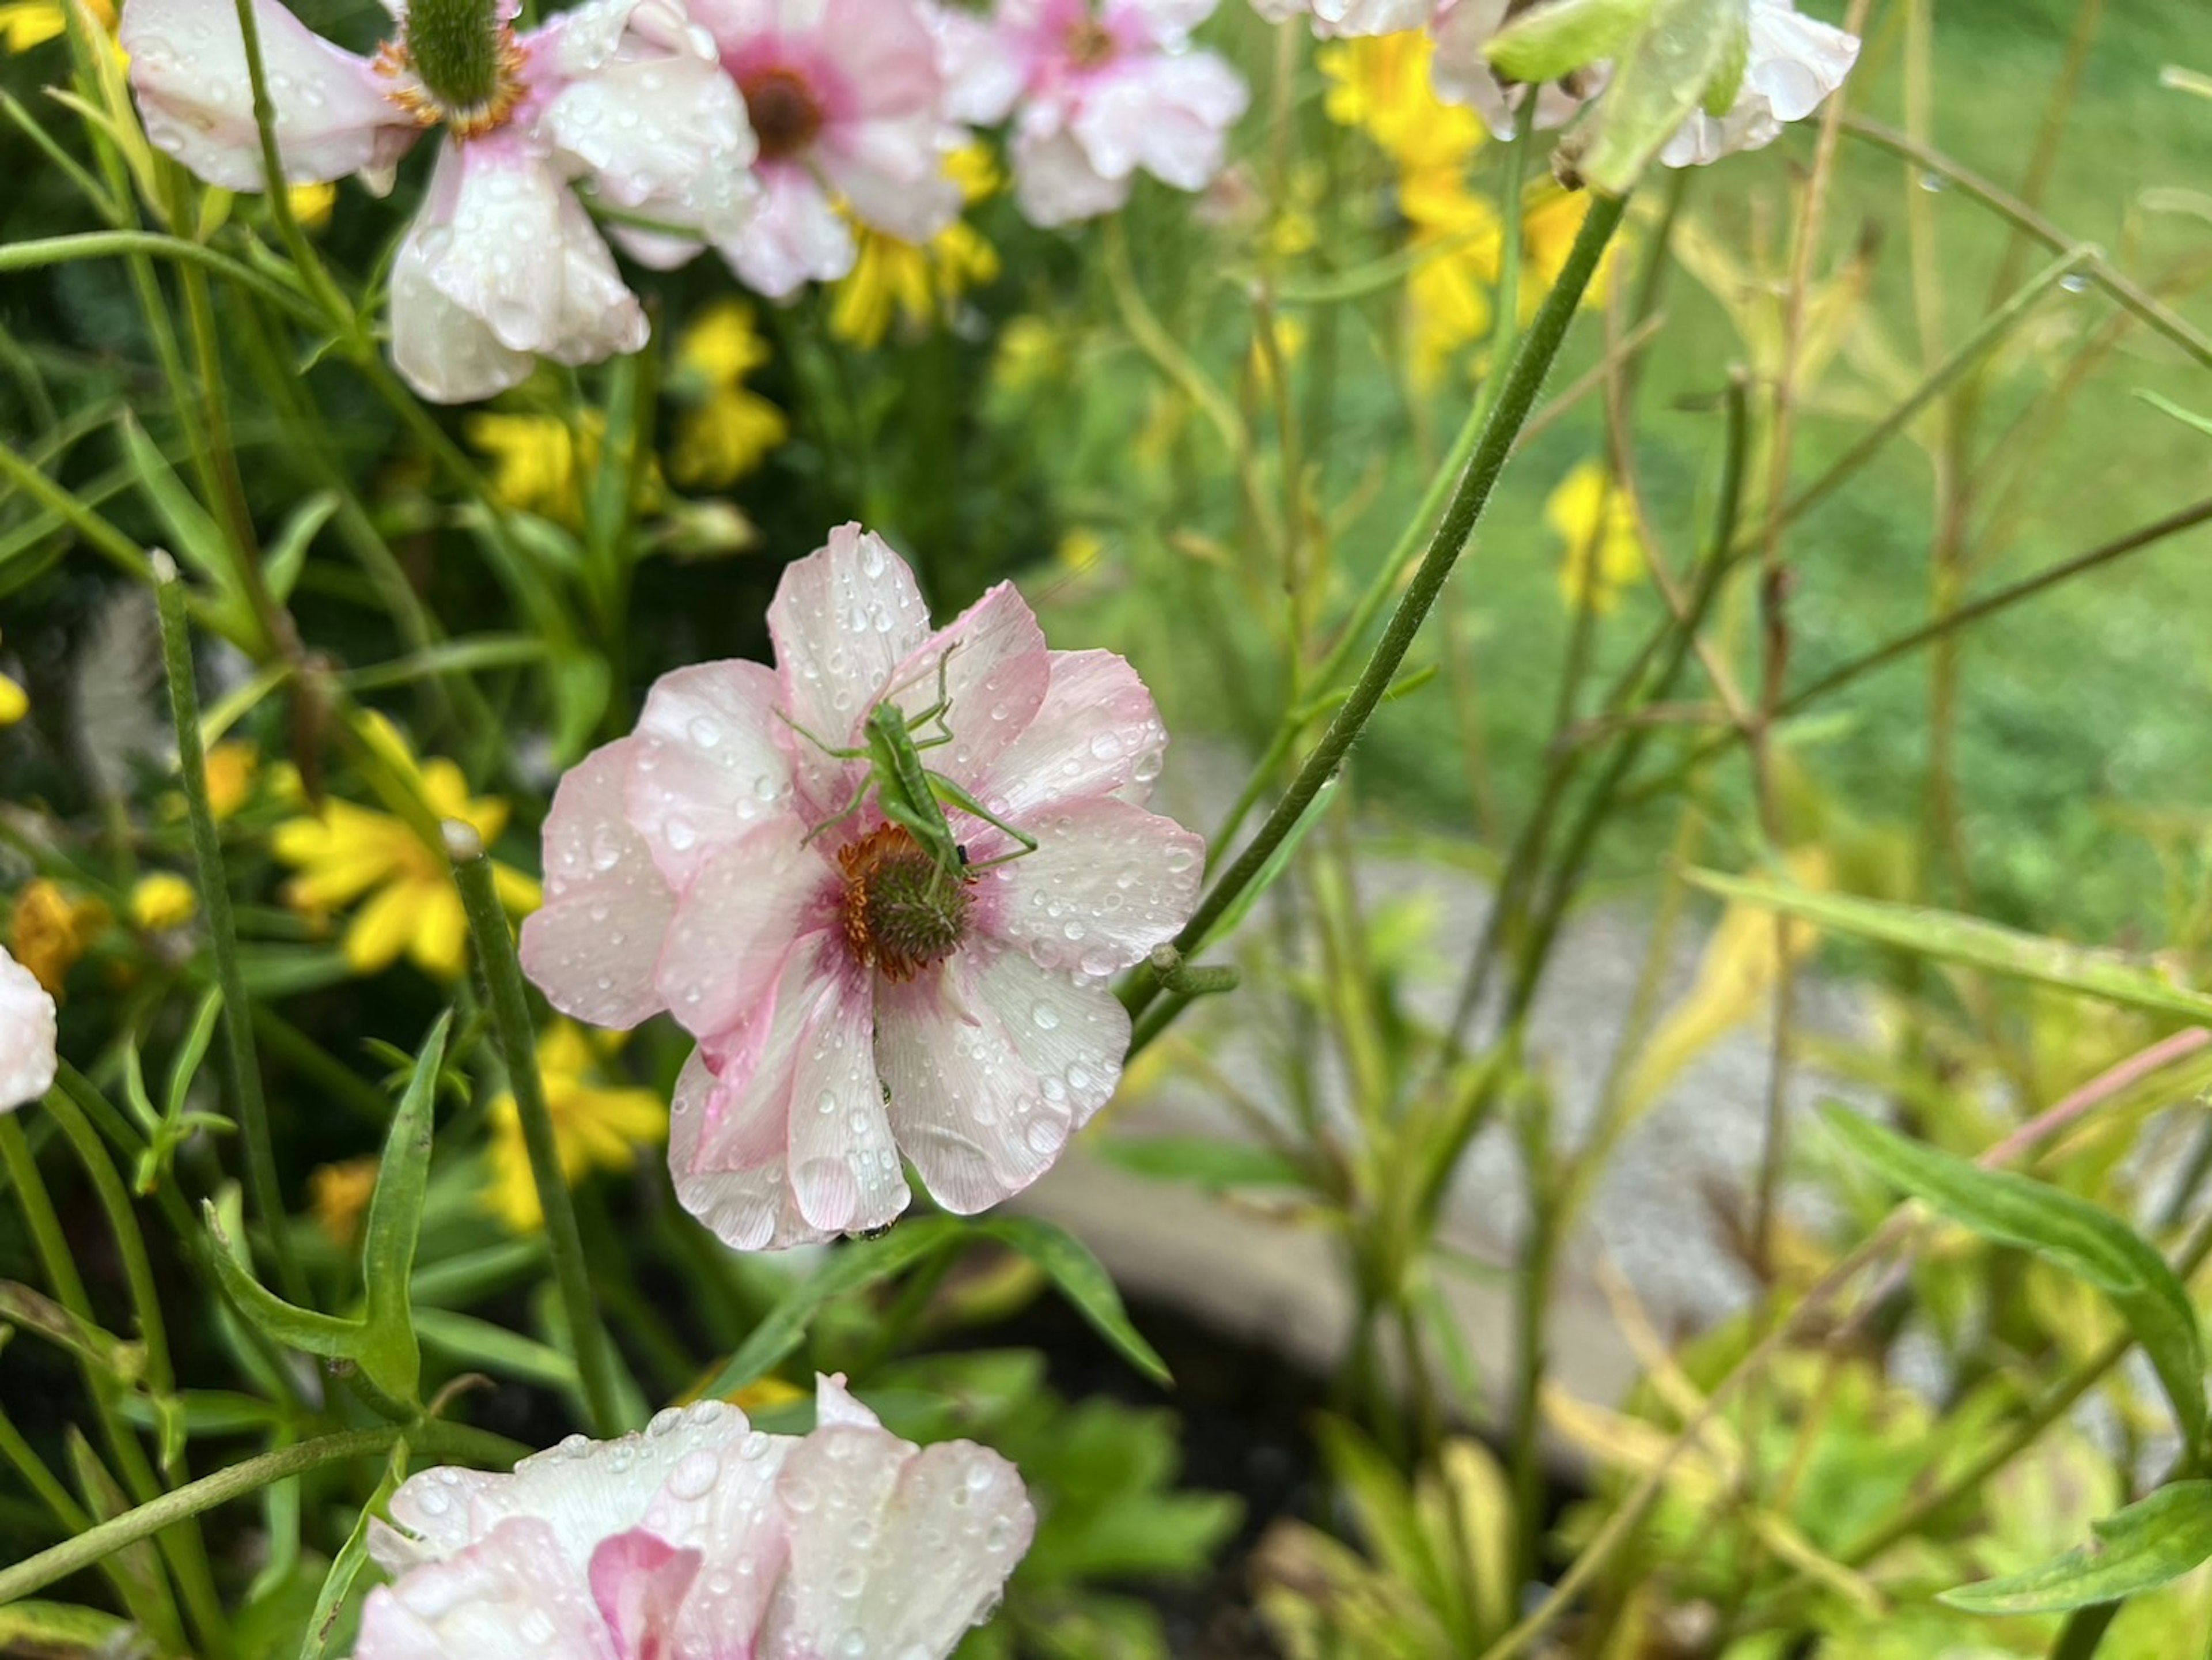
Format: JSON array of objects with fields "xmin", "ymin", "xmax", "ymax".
[
  {"xmin": 130, "ymin": 872, "xmax": 198, "ymax": 932},
  {"xmin": 342, "ymin": 881, "xmax": 423, "ymax": 975},
  {"xmin": 407, "ymin": 886, "xmax": 471, "ymax": 981},
  {"xmin": 0, "ymin": 672, "xmax": 26, "ymax": 726}
]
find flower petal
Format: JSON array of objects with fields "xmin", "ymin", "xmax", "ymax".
[
  {"xmin": 979, "ymin": 648, "xmax": 1168, "ymax": 818},
  {"xmin": 718, "ymin": 166, "xmax": 857, "ymax": 298},
  {"xmin": 873, "ymin": 938, "xmax": 1128, "ymax": 1212},
  {"xmin": 977, "ymin": 796, "xmax": 1202, "ymax": 977},
  {"xmin": 1070, "ymin": 51, "xmax": 1247, "ymax": 192},
  {"xmin": 878, "ymin": 580, "xmax": 1051, "ymax": 801},
  {"xmin": 389, "ymin": 161, "xmax": 534, "ymax": 403},
  {"xmin": 589, "ymin": 1528, "xmax": 700, "ymax": 1658},
  {"xmin": 520, "ymin": 738, "xmax": 676, "ymax": 1031},
  {"xmin": 0, "ymin": 945, "xmax": 58, "ymax": 1112},
  {"xmin": 625, "ymin": 659, "xmax": 796, "ymax": 890},
  {"xmin": 356, "ymin": 1518, "xmax": 609, "ymax": 1660},
  {"xmin": 928, "ymin": 1, "xmax": 1024, "ymax": 124},
  {"xmin": 765, "ymin": 525, "xmax": 934, "ymax": 819},
  {"xmin": 544, "ymin": 52, "xmax": 761, "ymax": 244},
  {"xmin": 1011, "ymin": 118, "xmax": 1130, "ymax": 225},
  {"xmin": 654, "ymin": 825, "xmax": 836, "ymax": 1045},
  {"xmin": 766, "ymin": 1401, "xmax": 1033, "ymax": 1658},
  {"xmin": 122, "ymin": 0, "xmax": 415, "ymax": 191}
]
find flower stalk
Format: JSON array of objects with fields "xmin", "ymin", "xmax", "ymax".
[{"xmin": 446, "ymin": 819, "xmax": 628, "ymax": 1437}]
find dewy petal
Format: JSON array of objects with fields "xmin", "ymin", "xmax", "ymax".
[
  {"xmin": 1429, "ymin": 0, "xmax": 1591, "ymax": 138},
  {"xmin": 389, "ymin": 167, "xmax": 533, "ymax": 403},
  {"xmin": 544, "ymin": 52, "xmax": 762, "ymax": 244},
  {"xmin": 980, "ymin": 649, "xmax": 1169, "ymax": 819},
  {"xmin": 927, "ymin": 1, "xmax": 1023, "ymax": 126},
  {"xmin": 878, "ymin": 581, "xmax": 1051, "ymax": 802},
  {"xmin": 979, "ymin": 795, "xmax": 1203, "ymax": 977},
  {"xmin": 766, "ymin": 1385, "xmax": 1034, "ymax": 1659},
  {"xmin": 873, "ymin": 939, "xmax": 1129, "ymax": 1212},
  {"xmin": 122, "ymin": 0, "xmax": 419, "ymax": 192},
  {"xmin": 668, "ymin": 933, "xmax": 910, "ymax": 1250},
  {"xmin": 589, "ymin": 1529, "xmax": 701, "ymax": 1659},
  {"xmin": 765, "ymin": 525, "xmax": 934, "ymax": 819},
  {"xmin": 520, "ymin": 738, "xmax": 675, "ymax": 1031},
  {"xmin": 718, "ymin": 166, "xmax": 859, "ymax": 298},
  {"xmin": 654, "ymin": 824, "xmax": 836, "ymax": 1045},
  {"xmin": 0, "ymin": 944, "xmax": 57, "ymax": 1112},
  {"xmin": 1070, "ymin": 52, "xmax": 1247, "ymax": 192},
  {"xmin": 625, "ymin": 659, "xmax": 796, "ymax": 891},
  {"xmin": 356, "ymin": 1517, "xmax": 611, "ymax": 1660},
  {"xmin": 1658, "ymin": 0, "xmax": 1857, "ymax": 167},
  {"xmin": 1011, "ymin": 118, "xmax": 1130, "ymax": 226},
  {"xmin": 531, "ymin": 0, "xmax": 645, "ymax": 74}
]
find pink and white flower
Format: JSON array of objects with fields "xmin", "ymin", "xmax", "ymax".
[
  {"xmin": 1657, "ymin": 0, "xmax": 1859, "ymax": 167},
  {"xmin": 123, "ymin": 0, "xmax": 759, "ymax": 402},
  {"xmin": 950, "ymin": 0, "xmax": 1248, "ymax": 226},
  {"xmin": 657, "ymin": 0, "xmax": 964, "ymax": 298},
  {"xmin": 521, "ymin": 524, "xmax": 1202, "ymax": 1251},
  {"xmin": 356, "ymin": 1375, "xmax": 1033, "ymax": 1658},
  {"xmin": 1429, "ymin": 0, "xmax": 1596, "ymax": 139},
  {"xmin": 0, "ymin": 945, "xmax": 56, "ymax": 1112}
]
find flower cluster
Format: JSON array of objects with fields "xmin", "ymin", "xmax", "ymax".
[
  {"xmin": 357, "ymin": 1375, "xmax": 1033, "ymax": 1659},
  {"xmin": 123, "ymin": 0, "xmax": 1248, "ymax": 399},
  {"xmin": 521, "ymin": 525, "xmax": 1203, "ymax": 1250}
]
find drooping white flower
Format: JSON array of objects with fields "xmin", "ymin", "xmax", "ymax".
[
  {"xmin": 1657, "ymin": 0, "xmax": 1859, "ymax": 167},
  {"xmin": 356, "ymin": 1376, "xmax": 1034, "ymax": 1659},
  {"xmin": 0, "ymin": 944, "xmax": 56, "ymax": 1112},
  {"xmin": 123, "ymin": 0, "xmax": 759, "ymax": 401}
]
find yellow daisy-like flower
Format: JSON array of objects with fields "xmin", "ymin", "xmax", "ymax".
[
  {"xmin": 467, "ymin": 410, "xmax": 602, "ymax": 527},
  {"xmin": 10, "ymin": 879, "xmax": 109, "ymax": 996},
  {"xmin": 271, "ymin": 714, "xmax": 536, "ymax": 980},
  {"xmin": 203, "ymin": 739, "xmax": 260, "ymax": 820},
  {"xmin": 1319, "ymin": 32, "xmax": 1486, "ymax": 177},
  {"xmin": 668, "ymin": 301, "xmax": 790, "ymax": 490},
  {"xmin": 482, "ymin": 1022, "xmax": 669, "ymax": 1233},
  {"xmin": 1, "ymin": 0, "xmax": 110, "ymax": 52},
  {"xmin": 287, "ymin": 181, "xmax": 336, "ymax": 231},
  {"xmin": 1546, "ymin": 462, "xmax": 1646, "ymax": 615},
  {"xmin": 0, "ymin": 636, "xmax": 24, "ymax": 725},
  {"xmin": 309, "ymin": 1156, "xmax": 380, "ymax": 1248},
  {"xmin": 829, "ymin": 146, "xmax": 1002, "ymax": 351},
  {"xmin": 130, "ymin": 872, "xmax": 198, "ymax": 932}
]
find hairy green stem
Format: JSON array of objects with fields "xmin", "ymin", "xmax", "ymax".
[
  {"xmin": 446, "ymin": 823, "xmax": 627, "ymax": 1436},
  {"xmin": 155, "ymin": 556, "xmax": 302, "ymax": 1305}
]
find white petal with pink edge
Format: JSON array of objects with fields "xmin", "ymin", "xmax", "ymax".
[
  {"xmin": 718, "ymin": 166, "xmax": 859, "ymax": 297},
  {"xmin": 0, "ymin": 946, "xmax": 56, "ymax": 1113},
  {"xmin": 1011, "ymin": 119, "xmax": 1131, "ymax": 225},
  {"xmin": 625, "ymin": 659, "xmax": 796, "ymax": 890},
  {"xmin": 1070, "ymin": 52, "xmax": 1248, "ymax": 191},
  {"xmin": 874, "ymin": 940, "xmax": 1129, "ymax": 1212},
  {"xmin": 980, "ymin": 648, "xmax": 1168, "ymax": 819},
  {"xmin": 544, "ymin": 52, "xmax": 761, "ymax": 245},
  {"xmin": 980, "ymin": 796, "xmax": 1202, "ymax": 978},
  {"xmin": 122, "ymin": 0, "xmax": 419, "ymax": 192},
  {"xmin": 357, "ymin": 1517, "xmax": 608, "ymax": 1660},
  {"xmin": 654, "ymin": 825, "xmax": 836, "ymax": 1045},
  {"xmin": 879, "ymin": 581, "xmax": 1052, "ymax": 801},
  {"xmin": 518, "ymin": 739, "xmax": 674, "ymax": 1031}
]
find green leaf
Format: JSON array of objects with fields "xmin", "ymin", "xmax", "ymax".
[
  {"xmin": 1823, "ymin": 1107, "xmax": 2207, "ymax": 1451},
  {"xmin": 2137, "ymin": 388, "xmax": 2212, "ymax": 440},
  {"xmin": 416, "ymin": 1308, "xmax": 578, "ymax": 1391},
  {"xmin": 1687, "ymin": 871, "xmax": 2212, "ymax": 1024},
  {"xmin": 1941, "ymin": 1481, "xmax": 2212, "ymax": 1614},
  {"xmin": 1096, "ymin": 1136, "xmax": 1308, "ymax": 1192},
  {"xmin": 203, "ymin": 1203, "xmax": 363, "ymax": 1360},
  {"xmin": 1701, "ymin": 0, "xmax": 1751, "ymax": 114},
  {"xmin": 979, "ymin": 1216, "xmax": 1172, "ymax": 1387},
  {"xmin": 1487, "ymin": 0, "xmax": 1653, "ymax": 81},
  {"xmin": 0, "ymin": 1601, "xmax": 137, "ymax": 1651},
  {"xmin": 0, "ymin": 1283, "xmax": 146, "ymax": 1385},
  {"xmin": 298, "ymin": 1438, "xmax": 410, "ymax": 1660},
  {"xmin": 263, "ymin": 490, "xmax": 339, "ymax": 604},
  {"xmin": 354, "ymin": 1013, "xmax": 452, "ymax": 1406},
  {"xmin": 699, "ymin": 1216, "xmax": 966, "ymax": 1399},
  {"xmin": 1575, "ymin": 0, "xmax": 1738, "ymax": 194}
]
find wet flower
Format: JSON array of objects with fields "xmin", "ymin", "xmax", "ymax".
[
  {"xmin": 954, "ymin": 0, "xmax": 1248, "ymax": 226},
  {"xmin": 1249, "ymin": 0, "xmax": 1429, "ymax": 40},
  {"xmin": 1, "ymin": 0, "xmax": 111, "ymax": 52},
  {"xmin": 482, "ymin": 1020, "xmax": 667, "ymax": 1232},
  {"xmin": 661, "ymin": 0, "xmax": 961, "ymax": 298},
  {"xmin": 129, "ymin": 872, "xmax": 198, "ymax": 932},
  {"xmin": 1546, "ymin": 461, "xmax": 1643, "ymax": 615},
  {"xmin": 358, "ymin": 1377, "xmax": 1032, "ymax": 1659},
  {"xmin": 830, "ymin": 145, "xmax": 1003, "ymax": 349},
  {"xmin": 1429, "ymin": 0, "xmax": 1596, "ymax": 139},
  {"xmin": 122, "ymin": 0, "xmax": 760, "ymax": 401},
  {"xmin": 522, "ymin": 524, "xmax": 1203, "ymax": 1250},
  {"xmin": 1658, "ymin": 0, "xmax": 1859, "ymax": 168},
  {"xmin": 310, "ymin": 1156, "xmax": 381, "ymax": 1247},
  {"xmin": 272, "ymin": 714, "xmax": 535, "ymax": 979},
  {"xmin": 10, "ymin": 880, "xmax": 109, "ymax": 997},
  {"xmin": 668, "ymin": 301, "xmax": 789, "ymax": 490},
  {"xmin": 0, "ymin": 944, "xmax": 57, "ymax": 1112}
]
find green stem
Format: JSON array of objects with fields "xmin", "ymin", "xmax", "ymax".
[
  {"xmin": 0, "ymin": 232, "xmax": 322, "ymax": 324},
  {"xmin": 446, "ymin": 822, "xmax": 627, "ymax": 1437},
  {"xmin": 155, "ymin": 556, "xmax": 304, "ymax": 1305},
  {"xmin": 1130, "ymin": 191, "xmax": 1631, "ymax": 1020},
  {"xmin": 41, "ymin": 1087, "xmax": 172, "ymax": 1394}
]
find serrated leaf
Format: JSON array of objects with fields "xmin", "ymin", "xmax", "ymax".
[
  {"xmin": 1823, "ymin": 1107, "xmax": 2206, "ymax": 1452},
  {"xmin": 979, "ymin": 1216, "xmax": 1171, "ymax": 1386},
  {"xmin": 1487, "ymin": 0, "xmax": 1653, "ymax": 81},
  {"xmin": 699, "ymin": 1216, "xmax": 967, "ymax": 1399},
  {"xmin": 1941, "ymin": 1481, "xmax": 2212, "ymax": 1614},
  {"xmin": 1687, "ymin": 871, "xmax": 2212, "ymax": 1024},
  {"xmin": 1096, "ymin": 1136, "xmax": 1307, "ymax": 1192},
  {"xmin": 353, "ymin": 1012, "xmax": 451, "ymax": 1406}
]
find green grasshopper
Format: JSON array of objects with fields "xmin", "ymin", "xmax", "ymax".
[{"xmin": 786, "ymin": 646, "xmax": 1037, "ymax": 883}]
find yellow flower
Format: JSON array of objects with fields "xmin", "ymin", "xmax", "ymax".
[
  {"xmin": 309, "ymin": 1156, "xmax": 380, "ymax": 1248},
  {"xmin": 10, "ymin": 879, "xmax": 109, "ymax": 995},
  {"xmin": 482, "ymin": 1022, "xmax": 668, "ymax": 1232},
  {"xmin": 1519, "ymin": 181, "xmax": 1620, "ymax": 321},
  {"xmin": 467, "ymin": 410, "xmax": 602, "ymax": 527},
  {"xmin": 990, "ymin": 315, "xmax": 1062, "ymax": 395},
  {"xmin": 669, "ymin": 302, "xmax": 789, "ymax": 489},
  {"xmin": 830, "ymin": 146, "xmax": 1002, "ymax": 351},
  {"xmin": 130, "ymin": 872, "xmax": 198, "ymax": 932},
  {"xmin": 287, "ymin": 181, "xmax": 336, "ymax": 231},
  {"xmin": 271, "ymin": 713, "xmax": 536, "ymax": 980},
  {"xmin": 204, "ymin": 740, "xmax": 260, "ymax": 820},
  {"xmin": 1, "ymin": 0, "xmax": 110, "ymax": 51},
  {"xmin": 1545, "ymin": 462, "xmax": 1645, "ymax": 615},
  {"xmin": 0, "ymin": 628, "xmax": 24, "ymax": 725},
  {"xmin": 1319, "ymin": 32, "xmax": 1486, "ymax": 176},
  {"xmin": 1248, "ymin": 312, "xmax": 1308, "ymax": 397}
]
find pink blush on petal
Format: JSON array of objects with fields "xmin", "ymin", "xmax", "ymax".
[{"xmin": 589, "ymin": 1529, "xmax": 702, "ymax": 1660}]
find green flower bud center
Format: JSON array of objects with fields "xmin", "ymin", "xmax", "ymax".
[
  {"xmin": 403, "ymin": 0, "xmax": 507, "ymax": 119},
  {"xmin": 839, "ymin": 825, "xmax": 971, "ymax": 982}
]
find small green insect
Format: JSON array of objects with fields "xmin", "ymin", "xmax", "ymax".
[{"xmin": 785, "ymin": 646, "xmax": 1037, "ymax": 883}]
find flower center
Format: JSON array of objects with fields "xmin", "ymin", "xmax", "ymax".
[
  {"xmin": 374, "ymin": 0, "xmax": 528, "ymax": 139},
  {"xmin": 838, "ymin": 824, "xmax": 971, "ymax": 982},
  {"xmin": 743, "ymin": 67, "xmax": 826, "ymax": 162},
  {"xmin": 1065, "ymin": 17, "xmax": 1115, "ymax": 70}
]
